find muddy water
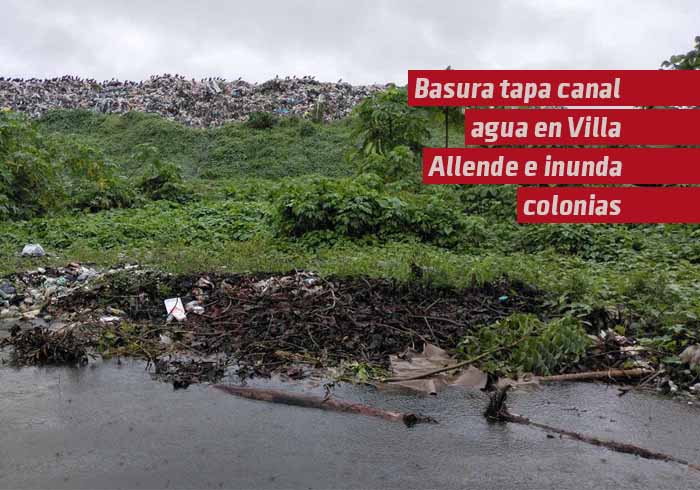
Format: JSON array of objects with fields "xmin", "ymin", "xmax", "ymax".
[{"xmin": 0, "ymin": 359, "xmax": 698, "ymax": 489}]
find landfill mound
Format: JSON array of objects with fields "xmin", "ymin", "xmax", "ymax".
[{"xmin": 0, "ymin": 74, "xmax": 387, "ymax": 126}]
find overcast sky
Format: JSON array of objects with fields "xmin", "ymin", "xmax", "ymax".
[{"xmin": 2, "ymin": 0, "xmax": 699, "ymax": 84}]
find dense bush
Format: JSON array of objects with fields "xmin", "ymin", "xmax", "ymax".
[
  {"xmin": 350, "ymin": 87, "xmax": 429, "ymax": 155},
  {"xmin": 70, "ymin": 178, "xmax": 139, "ymax": 212},
  {"xmin": 356, "ymin": 145, "xmax": 419, "ymax": 183},
  {"xmin": 0, "ymin": 199, "xmax": 272, "ymax": 250},
  {"xmin": 516, "ymin": 223, "xmax": 632, "ymax": 260},
  {"xmin": 0, "ymin": 111, "xmax": 139, "ymax": 219},
  {"xmin": 456, "ymin": 185, "xmax": 516, "ymax": 220},
  {"xmin": 37, "ymin": 110, "xmax": 354, "ymax": 179},
  {"xmin": 134, "ymin": 144, "xmax": 193, "ymax": 203},
  {"xmin": 298, "ymin": 120, "xmax": 317, "ymax": 137},
  {"xmin": 459, "ymin": 314, "xmax": 591, "ymax": 376},
  {"xmin": 246, "ymin": 111, "xmax": 278, "ymax": 129},
  {"xmin": 0, "ymin": 111, "xmax": 59, "ymax": 218},
  {"xmin": 274, "ymin": 176, "xmax": 481, "ymax": 247}
]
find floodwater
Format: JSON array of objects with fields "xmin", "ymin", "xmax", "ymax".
[{"xmin": 0, "ymin": 359, "xmax": 699, "ymax": 489}]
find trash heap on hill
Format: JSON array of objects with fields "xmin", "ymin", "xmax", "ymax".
[{"xmin": 0, "ymin": 74, "xmax": 387, "ymax": 126}]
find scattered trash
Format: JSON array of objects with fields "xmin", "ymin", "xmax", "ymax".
[
  {"xmin": 99, "ymin": 316, "xmax": 121, "ymax": 325},
  {"xmin": 159, "ymin": 334, "xmax": 173, "ymax": 346},
  {"xmin": 164, "ymin": 297, "xmax": 186, "ymax": 322},
  {"xmin": 21, "ymin": 244, "xmax": 45, "ymax": 257},
  {"xmin": 660, "ymin": 378, "xmax": 680, "ymax": 394},
  {"xmin": 154, "ymin": 357, "xmax": 226, "ymax": 389},
  {"xmin": 0, "ymin": 281, "xmax": 17, "ymax": 297},
  {"xmin": 680, "ymin": 344, "xmax": 700, "ymax": 368},
  {"xmin": 385, "ymin": 343, "xmax": 487, "ymax": 395},
  {"xmin": 185, "ymin": 300, "xmax": 204, "ymax": 315},
  {"xmin": 195, "ymin": 277, "xmax": 214, "ymax": 289},
  {"xmin": 76, "ymin": 267, "xmax": 98, "ymax": 282}
]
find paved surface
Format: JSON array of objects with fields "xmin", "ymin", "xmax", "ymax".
[{"xmin": 0, "ymin": 359, "xmax": 698, "ymax": 489}]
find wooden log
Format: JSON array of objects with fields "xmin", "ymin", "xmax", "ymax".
[
  {"xmin": 503, "ymin": 412, "xmax": 699, "ymax": 471},
  {"xmin": 486, "ymin": 387, "xmax": 699, "ymax": 471},
  {"xmin": 537, "ymin": 368, "xmax": 652, "ymax": 383},
  {"xmin": 213, "ymin": 385, "xmax": 437, "ymax": 427}
]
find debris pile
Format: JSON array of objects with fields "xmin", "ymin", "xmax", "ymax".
[
  {"xmin": 154, "ymin": 357, "xmax": 226, "ymax": 389},
  {"xmin": 4, "ymin": 264, "xmax": 698, "ymax": 395},
  {"xmin": 1, "ymin": 326, "xmax": 88, "ymax": 366},
  {"xmin": 0, "ymin": 74, "xmax": 387, "ymax": 126},
  {"xmin": 589, "ymin": 328, "xmax": 652, "ymax": 371},
  {"xmin": 180, "ymin": 272, "xmax": 540, "ymax": 378},
  {"xmin": 0, "ymin": 262, "xmax": 113, "ymax": 322},
  {"xmin": 2, "ymin": 266, "xmax": 541, "ymax": 377}
]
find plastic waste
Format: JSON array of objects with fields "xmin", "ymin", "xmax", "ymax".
[
  {"xmin": 21, "ymin": 244, "xmax": 45, "ymax": 257},
  {"xmin": 164, "ymin": 297, "xmax": 187, "ymax": 322}
]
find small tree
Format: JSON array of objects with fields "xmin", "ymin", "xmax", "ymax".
[
  {"xmin": 134, "ymin": 144, "xmax": 192, "ymax": 203},
  {"xmin": 662, "ymin": 36, "xmax": 700, "ymax": 70},
  {"xmin": 351, "ymin": 87, "xmax": 429, "ymax": 156},
  {"xmin": 356, "ymin": 145, "xmax": 418, "ymax": 183},
  {"xmin": 0, "ymin": 111, "xmax": 61, "ymax": 218}
]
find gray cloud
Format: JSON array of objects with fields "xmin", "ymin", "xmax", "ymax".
[{"xmin": 1, "ymin": 0, "xmax": 698, "ymax": 83}]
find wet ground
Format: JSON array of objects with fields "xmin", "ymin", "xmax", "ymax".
[{"xmin": 1, "ymin": 360, "xmax": 699, "ymax": 489}]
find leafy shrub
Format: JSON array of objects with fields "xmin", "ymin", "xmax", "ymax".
[
  {"xmin": 458, "ymin": 314, "xmax": 591, "ymax": 376},
  {"xmin": 356, "ymin": 145, "xmax": 418, "ymax": 183},
  {"xmin": 456, "ymin": 185, "xmax": 516, "ymax": 220},
  {"xmin": 274, "ymin": 176, "xmax": 478, "ymax": 247},
  {"xmin": 246, "ymin": 111, "xmax": 278, "ymax": 129},
  {"xmin": 662, "ymin": 35, "xmax": 700, "ymax": 70},
  {"xmin": 134, "ymin": 144, "xmax": 193, "ymax": 203},
  {"xmin": 351, "ymin": 87, "xmax": 429, "ymax": 155},
  {"xmin": 276, "ymin": 177, "xmax": 387, "ymax": 237},
  {"xmin": 70, "ymin": 178, "xmax": 140, "ymax": 212},
  {"xmin": 0, "ymin": 111, "xmax": 59, "ymax": 219},
  {"xmin": 0, "ymin": 111, "xmax": 141, "ymax": 218},
  {"xmin": 517, "ymin": 224, "xmax": 631, "ymax": 260},
  {"xmin": 298, "ymin": 120, "xmax": 317, "ymax": 137},
  {"xmin": 224, "ymin": 178, "xmax": 282, "ymax": 202}
]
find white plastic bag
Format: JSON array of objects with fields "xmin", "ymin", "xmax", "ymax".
[{"xmin": 164, "ymin": 297, "xmax": 186, "ymax": 322}]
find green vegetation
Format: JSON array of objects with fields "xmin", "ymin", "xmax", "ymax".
[
  {"xmin": 459, "ymin": 314, "xmax": 591, "ymax": 376},
  {"xmin": 35, "ymin": 109, "xmax": 356, "ymax": 179},
  {"xmin": 3, "ymin": 40, "xmax": 700, "ymax": 383}
]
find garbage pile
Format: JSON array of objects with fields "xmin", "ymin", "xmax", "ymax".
[
  {"xmin": 0, "ymin": 74, "xmax": 388, "ymax": 126},
  {"xmin": 0, "ymin": 327, "xmax": 88, "ymax": 366},
  {"xmin": 1, "ymin": 264, "xmax": 538, "ymax": 377},
  {"xmin": 3, "ymin": 262, "xmax": 700, "ymax": 394},
  {"xmin": 0, "ymin": 262, "xmax": 104, "ymax": 322}
]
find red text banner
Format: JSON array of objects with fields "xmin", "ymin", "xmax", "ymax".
[
  {"xmin": 408, "ymin": 70, "xmax": 700, "ymax": 106},
  {"xmin": 517, "ymin": 187, "xmax": 700, "ymax": 224},
  {"xmin": 422, "ymin": 148, "xmax": 700, "ymax": 184},
  {"xmin": 463, "ymin": 109, "xmax": 700, "ymax": 145}
]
